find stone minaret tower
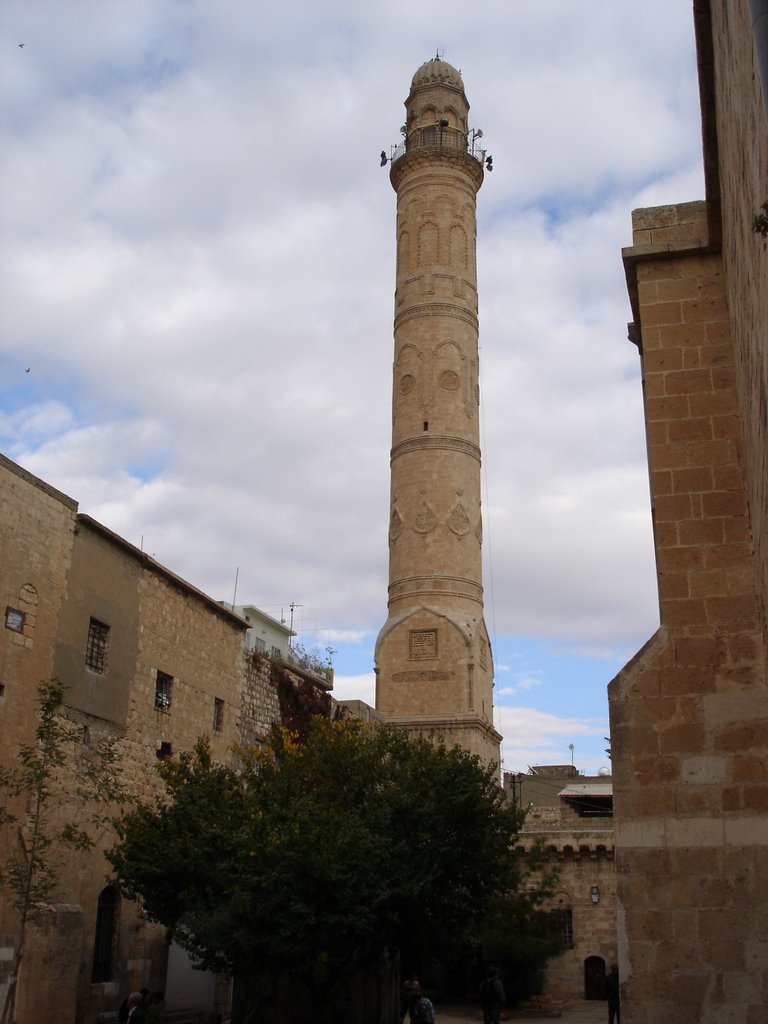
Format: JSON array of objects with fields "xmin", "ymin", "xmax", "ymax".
[{"xmin": 374, "ymin": 58, "xmax": 501, "ymax": 766}]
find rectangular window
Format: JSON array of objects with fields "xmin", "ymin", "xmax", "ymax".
[
  {"xmin": 154, "ymin": 671, "xmax": 173, "ymax": 712},
  {"xmin": 550, "ymin": 908, "xmax": 574, "ymax": 949},
  {"xmin": 271, "ymin": 645, "xmax": 281, "ymax": 658},
  {"xmin": 213, "ymin": 697, "xmax": 224, "ymax": 733},
  {"xmin": 253, "ymin": 636, "xmax": 266, "ymax": 652},
  {"xmin": 5, "ymin": 607, "xmax": 24, "ymax": 633},
  {"xmin": 85, "ymin": 618, "xmax": 110, "ymax": 673}
]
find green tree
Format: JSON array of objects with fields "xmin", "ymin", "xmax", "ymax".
[
  {"xmin": 109, "ymin": 718, "xmax": 535, "ymax": 1022},
  {"xmin": 477, "ymin": 858, "xmax": 562, "ymax": 1007},
  {"xmin": 0, "ymin": 680, "xmax": 125, "ymax": 1024}
]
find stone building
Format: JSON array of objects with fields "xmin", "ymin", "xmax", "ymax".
[
  {"xmin": 507, "ymin": 766, "xmax": 617, "ymax": 1004},
  {"xmin": 608, "ymin": 2, "xmax": 768, "ymax": 1021},
  {"xmin": 0, "ymin": 452, "xmax": 327, "ymax": 1023},
  {"xmin": 375, "ymin": 58, "xmax": 501, "ymax": 766}
]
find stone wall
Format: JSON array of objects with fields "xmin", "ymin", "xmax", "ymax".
[
  {"xmin": 0, "ymin": 454, "xmax": 289, "ymax": 1024},
  {"xmin": 709, "ymin": 0, "xmax": 768, "ymax": 614},
  {"xmin": 241, "ymin": 649, "xmax": 282, "ymax": 747},
  {"xmin": 63, "ymin": 518, "xmax": 253, "ymax": 1021},
  {"xmin": 610, "ymin": 129, "xmax": 767, "ymax": 1024},
  {"xmin": 0, "ymin": 456, "xmax": 79, "ymax": 1022},
  {"xmin": 514, "ymin": 769, "xmax": 616, "ymax": 1004},
  {"xmin": 529, "ymin": 842, "xmax": 617, "ymax": 1003}
]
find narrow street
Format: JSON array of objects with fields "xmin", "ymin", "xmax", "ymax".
[{"xmin": 439, "ymin": 1001, "xmax": 607, "ymax": 1024}]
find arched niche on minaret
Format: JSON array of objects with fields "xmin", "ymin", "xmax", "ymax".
[
  {"xmin": 417, "ymin": 220, "xmax": 439, "ymax": 267},
  {"xmin": 397, "ymin": 229, "xmax": 411, "ymax": 274},
  {"xmin": 433, "ymin": 339, "xmax": 467, "ymax": 432},
  {"xmin": 448, "ymin": 222, "xmax": 469, "ymax": 270}
]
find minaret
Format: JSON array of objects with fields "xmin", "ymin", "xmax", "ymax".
[{"xmin": 374, "ymin": 58, "xmax": 501, "ymax": 766}]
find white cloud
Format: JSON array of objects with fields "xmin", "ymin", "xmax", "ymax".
[
  {"xmin": 331, "ymin": 673, "xmax": 376, "ymax": 706},
  {"xmin": 498, "ymin": 707, "xmax": 609, "ymax": 775},
  {"xmin": 0, "ymin": 0, "xmax": 703, "ymax": 754}
]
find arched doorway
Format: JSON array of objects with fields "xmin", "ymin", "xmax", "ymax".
[{"xmin": 584, "ymin": 955, "xmax": 606, "ymax": 1000}]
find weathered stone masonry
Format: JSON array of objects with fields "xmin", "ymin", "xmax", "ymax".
[{"xmin": 608, "ymin": 3, "xmax": 768, "ymax": 1021}]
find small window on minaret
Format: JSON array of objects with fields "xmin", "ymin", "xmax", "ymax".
[{"xmin": 423, "ymin": 421, "xmax": 429, "ymax": 432}]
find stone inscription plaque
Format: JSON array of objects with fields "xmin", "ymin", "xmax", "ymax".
[{"xmin": 409, "ymin": 629, "xmax": 438, "ymax": 659}]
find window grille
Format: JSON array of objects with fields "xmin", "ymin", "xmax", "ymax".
[
  {"xmin": 155, "ymin": 671, "xmax": 173, "ymax": 711},
  {"xmin": 550, "ymin": 907, "xmax": 574, "ymax": 949},
  {"xmin": 85, "ymin": 618, "xmax": 109, "ymax": 673},
  {"xmin": 5, "ymin": 607, "xmax": 24, "ymax": 633}
]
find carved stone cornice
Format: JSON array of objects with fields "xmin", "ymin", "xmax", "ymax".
[{"xmin": 391, "ymin": 152, "xmax": 484, "ymax": 193}]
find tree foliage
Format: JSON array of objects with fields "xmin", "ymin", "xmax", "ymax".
[
  {"xmin": 0, "ymin": 680, "xmax": 125, "ymax": 1024},
  {"xmin": 109, "ymin": 718, "xmax": 530, "ymax": 1021},
  {"xmin": 476, "ymin": 854, "xmax": 563, "ymax": 1007}
]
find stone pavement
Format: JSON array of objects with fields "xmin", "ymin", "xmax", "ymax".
[{"xmin": 437, "ymin": 1001, "xmax": 606, "ymax": 1024}]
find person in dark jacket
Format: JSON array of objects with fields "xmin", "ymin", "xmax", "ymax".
[
  {"xmin": 126, "ymin": 991, "xmax": 148, "ymax": 1024},
  {"xmin": 119, "ymin": 988, "xmax": 149, "ymax": 1022},
  {"xmin": 401, "ymin": 974, "xmax": 420, "ymax": 1021},
  {"xmin": 408, "ymin": 992, "xmax": 435, "ymax": 1024},
  {"xmin": 479, "ymin": 966, "xmax": 505, "ymax": 1024},
  {"xmin": 605, "ymin": 963, "xmax": 620, "ymax": 1024}
]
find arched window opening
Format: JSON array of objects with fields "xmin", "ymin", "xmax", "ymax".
[{"xmin": 91, "ymin": 885, "xmax": 118, "ymax": 983}]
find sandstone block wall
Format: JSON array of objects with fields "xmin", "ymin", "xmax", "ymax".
[
  {"xmin": 0, "ymin": 456, "xmax": 79, "ymax": 1021},
  {"xmin": 709, "ymin": 0, "xmax": 768, "ymax": 613},
  {"xmin": 534, "ymin": 845, "xmax": 617, "ymax": 1003},
  {"xmin": 609, "ymin": 4, "xmax": 768, "ymax": 1018},
  {"xmin": 514, "ymin": 769, "xmax": 617, "ymax": 1004},
  {"xmin": 0, "ymin": 454, "xmax": 286, "ymax": 1024},
  {"xmin": 611, "ymin": 195, "xmax": 767, "ymax": 1022}
]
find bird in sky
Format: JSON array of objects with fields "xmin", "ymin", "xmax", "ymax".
[{"xmin": 18, "ymin": 42, "xmax": 24, "ymax": 48}]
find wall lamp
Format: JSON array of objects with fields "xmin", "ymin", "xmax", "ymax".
[{"xmin": 590, "ymin": 886, "xmax": 600, "ymax": 904}]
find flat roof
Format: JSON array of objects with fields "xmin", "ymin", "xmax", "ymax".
[{"xmin": 559, "ymin": 783, "xmax": 613, "ymax": 798}]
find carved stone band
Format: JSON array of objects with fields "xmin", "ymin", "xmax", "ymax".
[
  {"xmin": 394, "ymin": 302, "xmax": 478, "ymax": 331},
  {"xmin": 391, "ymin": 435, "xmax": 481, "ymax": 463}
]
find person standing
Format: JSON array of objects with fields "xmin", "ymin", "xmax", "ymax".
[
  {"xmin": 408, "ymin": 991, "xmax": 435, "ymax": 1024},
  {"xmin": 145, "ymin": 991, "xmax": 164, "ymax": 1024},
  {"xmin": 126, "ymin": 991, "xmax": 147, "ymax": 1024},
  {"xmin": 401, "ymin": 973, "xmax": 420, "ymax": 1021},
  {"xmin": 605, "ymin": 964, "xmax": 620, "ymax": 1024},
  {"xmin": 479, "ymin": 966, "xmax": 505, "ymax": 1024}
]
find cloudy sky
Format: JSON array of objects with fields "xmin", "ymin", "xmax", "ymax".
[{"xmin": 0, "ymin": 1, "xmax": 705, "ymax": 774}]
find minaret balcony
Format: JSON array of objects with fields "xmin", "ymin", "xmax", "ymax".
[{"xmin": 390, "ymin": 125, "xmax": 485, "ymax": 164}]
